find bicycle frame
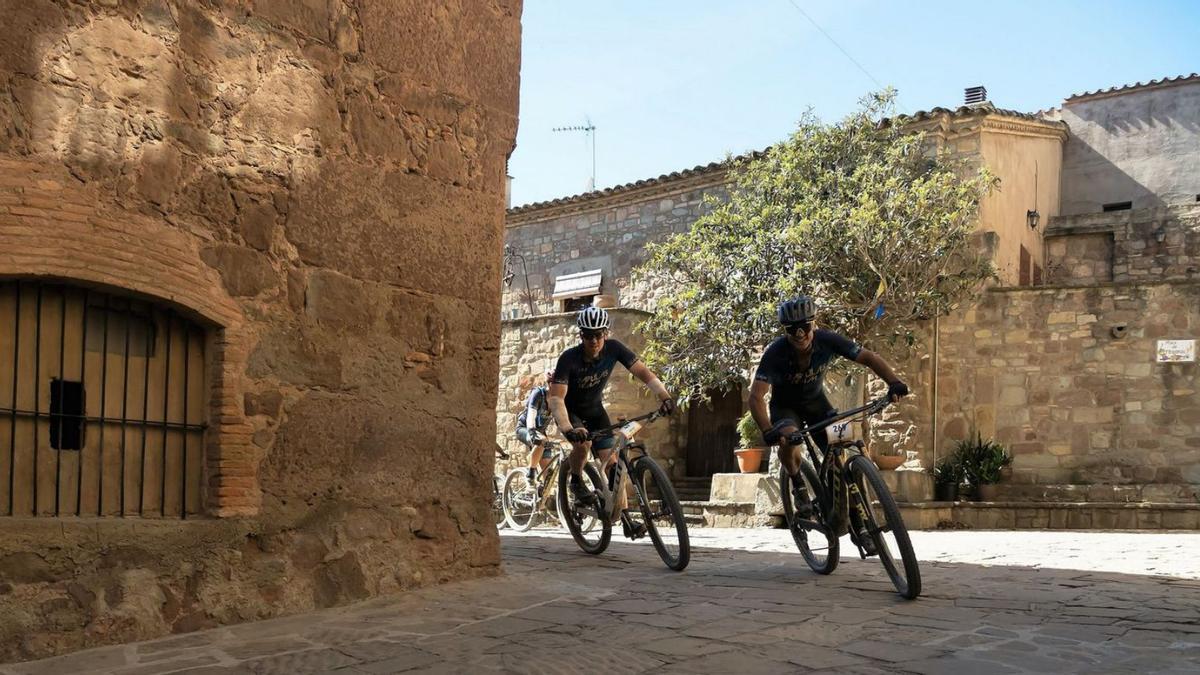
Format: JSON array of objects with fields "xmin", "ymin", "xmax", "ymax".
[
  {"xmin": 576, "ymin": 411, "xmax": 659, "ymax": 525},
  {"xmin": 785, "ymin": 398, "xmax": 890, "ymax": 550}
]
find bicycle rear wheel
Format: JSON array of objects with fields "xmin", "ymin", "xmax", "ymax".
[
  {"xmin": 847, "ymin": 455, "xmax": 922, "ymax": 599},
  {"xmin": 502, "ymin": 470, "xmax": 537, "ymax": 532},
  {"xmin": 492, "ymin": 476, "xmax": 507, "ymax": 530},
  {"xmin": 780, "ymin": 461, "xmax": 839, "ymax": 575},
  {"xmin": 557, "ymin": 463, "xmax": 611, "ymax": 554},
  {"xmin": 632, "ymin": 456, "xmax": 690, "ymax": 571}
]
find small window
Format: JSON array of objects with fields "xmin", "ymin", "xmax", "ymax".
[
  {"xmin": 1102, "ymin": 201, "xmax": 1132, "ymax": 212},
  {"xmin": 50, "ymin": 379, "xmax": 85, "ymax": 451},
  {"xmin": 562, "ymin": 296, "xmax": 595, "ymax": 313}
]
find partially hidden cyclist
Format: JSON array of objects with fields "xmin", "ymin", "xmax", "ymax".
[
  {"xmin": 749, "ymin": 296, "xmax": 909, "ymax": 554},
  {"xmin": 516, "ymin": 369, "xmax": 556, "ymax": 483},
  {"xmin": 548, "ymin": 306, "xmax": 676, "ymax": 539}
]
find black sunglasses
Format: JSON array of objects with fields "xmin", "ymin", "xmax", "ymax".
[
  {"xmin": 580, "ymin": 329, "xmax": 607, "ymax": 341},
  {"xmin": 785, "ymin": 322, "xmax": 813, "ymax": 336}
]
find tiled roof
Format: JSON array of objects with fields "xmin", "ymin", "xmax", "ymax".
[
  {"xmin": 1065, "ymin": 73, "xmax": 1200, "ymax": 102},
  {"xmin": 508, "ymin": 104, "xmax": 1057, "ymax": 215},
  {"xmin": 508, "ymin": 153, "xmax": 761, "ymax": 215},
  {"xmin": 893, "ymin": 101, "xmax": 1050, "ymax": 124}
]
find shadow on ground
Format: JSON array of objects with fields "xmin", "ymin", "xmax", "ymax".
[{"xmin": 5, "ymin": 530, "xmax": 1200, "ymax": 674}]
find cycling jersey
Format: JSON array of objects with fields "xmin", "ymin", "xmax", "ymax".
[
  {"xmin": 551, "ymin": 339, "xmax": 639, "ymax": 413},
  {"xmin": 753, "ymin": 330, "xmax": 861, "ymax": 409},
  {"xmin": 516, "ymin": 386, "xmax": 551, "ymax": 432}
]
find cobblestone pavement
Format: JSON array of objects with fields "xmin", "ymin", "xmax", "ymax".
[{"xmin": 7, "ymin": 528, "xmax": 1200, "ymax": 674}]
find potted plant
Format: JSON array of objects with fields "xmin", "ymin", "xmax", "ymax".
[
  {"xmin": 734, "ymin": 411, "xmax": 768, "ymax": 473},
  {"xmin": 931, "ymin": 457, "xmax": 962, "ymax": 502},
  {"xmin": 954, "ymin": 433, "xmax": 1011, "ymax": 501}
]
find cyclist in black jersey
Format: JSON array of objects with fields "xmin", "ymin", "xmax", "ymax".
[
  {"xmin": 549, "ymin": 306, "xmax": 676, "ymax": 537},
  {"xmin": 750, "ymin": 296, "xmax": 909, "ymax": 552},
  {"xmin": 515, "ymin": 370, "xmax": 555, "ymax": 482}
]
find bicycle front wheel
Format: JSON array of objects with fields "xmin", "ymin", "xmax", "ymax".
[
  {"xmin": 781, "ymin": 461, "xmax": 838, "ymax": 575},
  {"xmin": 502, "ymin": 470, "xmax": 538, "ymax": 532},
  {"xmin": 557, "ymin": 463, "xmax": 611, "ymax": 555},
  {"xmin": 847, "ymin": 455, "xmax": 922, "ymax": 599},
  {"xmin": 632, "ymin": 456, "xmax": 690, "ymax": 571}
]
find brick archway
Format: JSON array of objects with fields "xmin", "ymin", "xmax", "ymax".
[{"xmin": 0, "ymin": 157, "xmax": 258, "ymax": 516}]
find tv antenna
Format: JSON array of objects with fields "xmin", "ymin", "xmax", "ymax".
[{"xmin": 552, "ymin": 118, "xmax": 596, "ymax": 192}]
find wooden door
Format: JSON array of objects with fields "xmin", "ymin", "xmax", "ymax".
[{"xmin": 685, "ymin": 387, "xmax": 742, "ymax": 477}]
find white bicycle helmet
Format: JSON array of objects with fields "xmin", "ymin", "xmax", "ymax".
[{"xmin": 576, "ymin": 306, "xmax": 610, "ymax": 330}]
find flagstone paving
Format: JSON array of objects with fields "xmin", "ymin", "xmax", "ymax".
[{"xmin": 6, "ymin": 528, "xmax": 1200, "ymax": 674}]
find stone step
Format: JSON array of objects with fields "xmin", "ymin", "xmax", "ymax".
[
  {"xmin": 989, "ymin": 483, "xmax": 1198, "ymax": 504},
  {"xmin": 898, "ymin": 501, "xmax": 1200, "ymax": 530}
]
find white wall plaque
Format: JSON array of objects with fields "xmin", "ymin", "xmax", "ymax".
[{"xmin": 1156, "ymin": 339, "xmax": 1196, "ymax": 363}]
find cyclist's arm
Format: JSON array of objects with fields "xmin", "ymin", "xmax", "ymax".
[
  {"xmin": 627, "ymin": 361, "xmax": 671, "ymax": 403},
  {"xmin": 855, "ymin": 349, "xmax": 901, "ymax": 386},
  {"xmin": 547, "ymin": 382, "xmax": 574, "ymax": 434},
  {"xmin": 748, "ymin": 379, "xmax": 772, "ymax": 434},
  {"xmin": 525, "ymin": 389, "xmax": 541, "ymax": 433}
]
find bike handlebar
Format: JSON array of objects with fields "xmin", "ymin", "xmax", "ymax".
[
  {"xmin": 784, "ymin": 396, "xmax": 891, "ymax": 444},
  {"xmin": 572, "ymin": 409, "xmax": 661, "ymax": 442}
]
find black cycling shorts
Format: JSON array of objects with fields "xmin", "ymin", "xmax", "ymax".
[
  {"xmin": 515, "ymin": 428, "xmax": 554, "ymax": 459},
  {"xmin": 770, "ymin": 394, "xmax": 835, "ymax": 452},
  {"xmin": 566, "ymin": 406, "xmax": 616, "ymax": 451}
]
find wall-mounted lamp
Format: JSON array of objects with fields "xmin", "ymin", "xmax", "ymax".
[
  {"xmin": 1026, "ymin": 209, "xmax": 1040, "ymax": 230},
  {"xmin": 502, "ymin": 245, "xmax": 537, "ymax": 317}
]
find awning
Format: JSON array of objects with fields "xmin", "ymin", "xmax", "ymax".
[{"xmin": 551, "ymin": 269, "xmax": 602, "ymax": 300}]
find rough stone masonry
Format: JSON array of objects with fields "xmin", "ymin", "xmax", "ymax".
[{"xmin": 0, "ymin": 0, "xmax": 521, "ymax": 662}]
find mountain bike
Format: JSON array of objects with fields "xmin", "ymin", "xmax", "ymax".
[
  {"xmin": 557, "ymin": 410, "xmax": 690, "ymax": 571},
  {"xmin": 502, "ymin": 441, "xmax": 596, "ymax": 533},
  {"xmin": 492, "ymin": 448, "xmax": 510, "ymax": 530},
  {"xmin": 780, "ymin": 397, "xmax": 922, "ymax": 599}
]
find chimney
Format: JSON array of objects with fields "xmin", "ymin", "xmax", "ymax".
[{"xmin": 964, "ymin": 85, "xmax": 988, "ymax": 106}]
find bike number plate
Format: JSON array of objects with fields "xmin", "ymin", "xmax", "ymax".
[{"xmin": 619, "ymin": 420, "xmax": 642, "ymax": 438}]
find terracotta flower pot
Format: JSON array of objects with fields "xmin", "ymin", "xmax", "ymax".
[
  {"xmin": 734, "ymin": 447, "xmax": 766, "ymax": 473},
  {"xmin": 976, "ymin": 483, "xmax": 1000, "ymax": 502},
  {"xmin": 873, "ymin": 454, "xmax": 905, "ymax": 471}
]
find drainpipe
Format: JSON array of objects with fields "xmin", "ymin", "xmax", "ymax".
[{"xmin": 931, "ymin": 313, "xmax": 940, "ymax": 468}]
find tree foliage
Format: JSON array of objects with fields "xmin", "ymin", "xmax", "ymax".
[{"xmin": 634, "ymin": 90, "xmax": 996, "ymax": 401}]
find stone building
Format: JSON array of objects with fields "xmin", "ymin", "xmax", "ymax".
[
  {"xmin": 0, "ymin": 0, "xmax": 520, "ymax": 662},
  {"xmin": 499, "ymin": 74, "xmax": 1200, "ymax": 524}
]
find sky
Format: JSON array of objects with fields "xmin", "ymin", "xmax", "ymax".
[{"xmin": 508, "ymin": 0, "xmax": 1200, "ymax": 208}]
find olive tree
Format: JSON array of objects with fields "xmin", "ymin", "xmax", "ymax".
[{"xmin": 635, "ymin": 90, "xmax": 996, "ymax": 401}]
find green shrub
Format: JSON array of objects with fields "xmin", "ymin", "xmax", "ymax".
[
  {"xmin": 931, "ymin": 456, "xmax": 963, "ymax": 487},
  {"xmin": 953, "ymin": 433, "xmax": 1011, "ymax": 486},
  {"xmin": 737, "ymin": 411, "xmax": 764, "ymax": 448}
]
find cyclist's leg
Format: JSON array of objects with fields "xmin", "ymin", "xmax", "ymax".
[
  {"xmin": 768, "ymin": 404, "xmax": 803, "ymax": 474},
  {"xmin": 771, "ymin": 404, "xmax": 815, "ymax": 518},
  {"xmin": 538, "ymin": 440, "xmax": 553, "ymax": 473},
  {"xmin": 516, "ymin": 428, "xmax": 539, "ymax": 480},
  {"xmin": 565, "ymin": 409, "xmax": 598, "ymax": 504}
]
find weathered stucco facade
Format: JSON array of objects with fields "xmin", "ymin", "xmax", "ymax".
[
  {"xmin": 0, "ymin": 0, "xmax": 520, "ymax": 661},
  {"xmin": 501, "ymin": 76, "xmax": 1200, "ymax": 515}
]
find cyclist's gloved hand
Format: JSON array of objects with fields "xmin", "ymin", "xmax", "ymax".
[
  {"xmin": 887, "ymin": 380, "xmax": 910, "ymax": 401},
  {"xmin": 563, "ymin": 427, "xmax": 590, "ymax": 443},
  {"xmin": 658, "ymin": 397, "xmax": 677, "ymax": 416}
]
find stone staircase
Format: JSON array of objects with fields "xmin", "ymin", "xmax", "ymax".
[{"xmin": 672, "ymin": 476, "xmax": 713, "ymax": 502}]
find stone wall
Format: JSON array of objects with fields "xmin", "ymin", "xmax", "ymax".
[
  {"xmin": 1057, "ymin": 78, "xmax": 1200, "ymax": 215},
  {"xmin": 934, "ymin": 282, "xmax": 1200, "ymax": 500},
  {"xmin": 0, "ymin": 0, "xmax": 520, "ymax": 661},
  {"xmin": 503, "ymin": 174, "xmax": 727, "ymax": 316},
  {"xmin": 1046, "ymin": 205, "xmax": 1200, "ymax": 285},
  {"xmin": 497, "ymin": 309, "xmax": 685, "ymax": 478}
]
